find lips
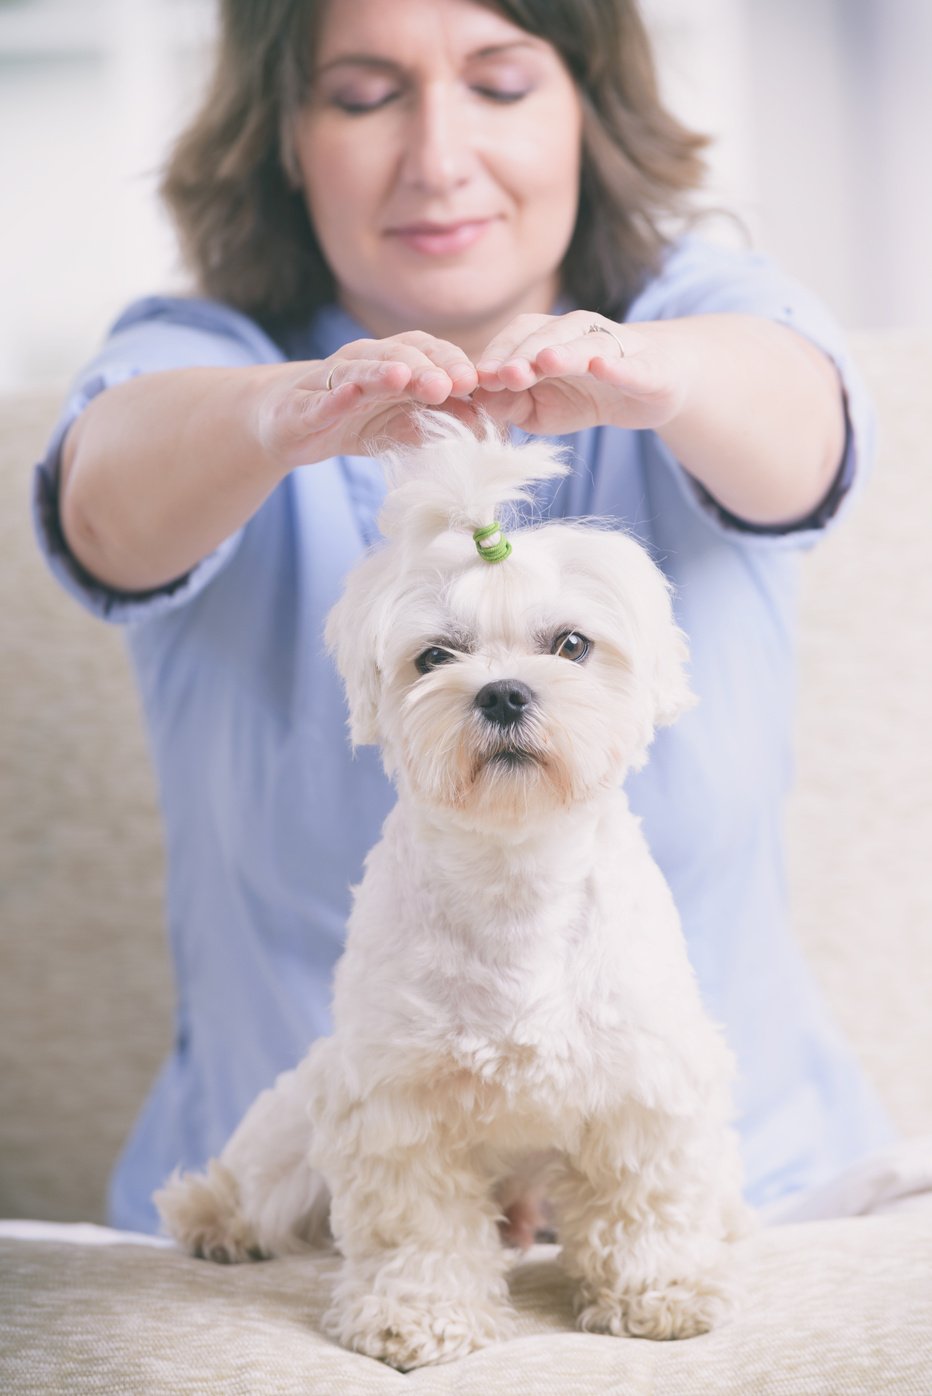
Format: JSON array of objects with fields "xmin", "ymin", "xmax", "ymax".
[{"xmin": 386, "ymin": 218, "xmax": 496, "ymax": 256}]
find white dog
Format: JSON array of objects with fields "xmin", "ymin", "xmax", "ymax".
[{"xmin": 157, "ymin": 412, "xmax": 751, "ymax": 1369}]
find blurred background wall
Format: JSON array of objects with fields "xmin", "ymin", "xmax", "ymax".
[{"xmin": 1, "ymin": 0, "xmax": 930, "ymax": 390}]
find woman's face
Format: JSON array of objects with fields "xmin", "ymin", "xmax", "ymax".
[{"xmin": 292, "ymin": 0, "xmax": 583, "ymax": 355}]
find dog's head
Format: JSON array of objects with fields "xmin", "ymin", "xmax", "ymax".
[{"xmin": 326, "ymin": 412, "xmax": 693, "ymax": 829}]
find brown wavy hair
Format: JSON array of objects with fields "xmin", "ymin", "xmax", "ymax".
[{"xmin": 161, "ymin": 0, "xmax": 709, "ymax": 336}]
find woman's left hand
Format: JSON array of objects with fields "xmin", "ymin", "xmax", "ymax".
[
  {"xmin": 470, "ymin": 308, "xmax": 847, "ymax": 530},
  {"xmin": 471, "ymin": 310, "xmax": 687, "ymax": 437}
]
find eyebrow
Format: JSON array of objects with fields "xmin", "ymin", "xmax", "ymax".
[
  {"xmin": 314, "ymin": 40, "xmax": 539, "ymax": 78},
  {"xmin": 423, "ymin": 624, "xmax": 476, "ymax": 653}
]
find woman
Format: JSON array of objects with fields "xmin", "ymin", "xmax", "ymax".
[{"xmin": 35, "ymin": 0, "xmax": 891, "ymax": 1234}]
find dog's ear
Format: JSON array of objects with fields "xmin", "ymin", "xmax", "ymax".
[
  {"xmin": 325, "ymin": 551, "xmax": 389, "ymax": 747},
  {"xmin": 580, "ymin": 527, "xmax": 695, "ymax": 738},
  {"xmin": 650, "ymin": 619, "xmax": 695, "ymax": 729},
  {"xmin": 626, "ymin": 540, "xmax": 695, "ymax": 730}
]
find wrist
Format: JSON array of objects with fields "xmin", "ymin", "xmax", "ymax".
[
  {"xmin": 623, "ymin": 319, "xmax": 696, "ymax": 434},
  {"xmin": 242, "ymin": 362, "xmax": 302, "ymax": 479}
]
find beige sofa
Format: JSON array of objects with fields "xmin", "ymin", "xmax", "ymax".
[{"xmin": 1, "ymin": 333, "xmax": 931, "ymax": 1393}]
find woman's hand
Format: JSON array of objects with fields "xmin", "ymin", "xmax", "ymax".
[
  {"xmin": 253, "ymin": 330, "xmax": 479, "ymax": 469},
  {"xmin": 58, "ymin": 331, "xmax": 479, "ymax": 595},
  {"xmin": 254, "ymin": 315, "xmax": 690, "ymax": 467},
  {"xmin": 472, "ymin": 309, "xmax": 846, "ymax": 528},
  {"xmin": 471, "ymin": 310, "xmax": 687, "ymax": 438}
]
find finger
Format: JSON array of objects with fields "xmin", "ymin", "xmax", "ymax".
[
  {"xmin": 479, "ymin": 316, "xmax": 627, "ymax": 388},
  {"xmin": 478, "ymin": 357, "xmax": 539, "ymax": 391},
  {"xmin": 520, "ymin": 313, "xmax": 626, "ymax": 365},
  {"xmin": 533, "ymin": 331, "xmax": 625, "ymax": 379},
  {"xmin": 335, "ymin": 336, "xmax": 476, "ymax": 398},
  {"xmin": 474, "ymin": 314, "xmax": 555, "ymax": 380},
  {"xmin": 433, "ymin": 395, "xmax": 484, "ymax": 429},
  {"xmin": 480, "ymin": 343, "xmax": 592, "ymax": 390},
  {"xmin": 319, "ymin": 357, "xmax": 411, "ymax": 398},
  {"xmin": 323, "ymin": 355, "xmax": 459, "ymax": 403},
  {"xmin": 492, "ymin": 332, "xmax": 621, "ymax": 391},
  {"xmin": 388, "ymin": 331, "xmax": 478, "ymax": 397},
  {"xmin": 470, "ymin": 385, "xmax": 534, "ymax": 430}
]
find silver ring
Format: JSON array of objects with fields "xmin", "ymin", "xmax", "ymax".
[
  {"xmin": 585, "ymin": 322, "xmax": 625, "ymax": 357},
  {"xmin": 325, "ymin": 364, "xmax": 337, "ymax": 391}
]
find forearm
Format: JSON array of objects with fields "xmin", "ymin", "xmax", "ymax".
[
  {"xmin": 59, "ymin": 365, "xmax": 289, "ymax": 592},
  {"xmin": 58, "ymin": 333, "xmax": 482, "ymax": 594},
  {"xmin": 643, "ymin": 314, "xmax": 847, "ymax": 527}
]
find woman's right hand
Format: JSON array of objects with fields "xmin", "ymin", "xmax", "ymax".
[
  {"xmin": 57, "ymin": 331, "xmax": 479, "ymax": 594},
  {"xmin": 253, "ymin": 331, "xmax": 479, "ymax": 469}
]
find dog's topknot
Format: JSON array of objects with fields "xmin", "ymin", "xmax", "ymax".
[{"xmin": 375, "ymin": 411, "xmax": 569, "ymax": 560}]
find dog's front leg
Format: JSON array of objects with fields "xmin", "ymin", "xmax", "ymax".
[
  {"xmin": 313, "ymin": 1112, "xmax": 515, "ymax": 1370},
  {"xmin": 553, "ymin": 1104, "xmax": 745, "ymax": 1341}
]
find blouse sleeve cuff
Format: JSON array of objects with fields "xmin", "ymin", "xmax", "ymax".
[
  {"xmin": 32, "ymin": 368, "xmax": 244, "ymax": 625},
  {"xmin": 654, "ymin": 327, "xmax": 873, "ymax": 552}
]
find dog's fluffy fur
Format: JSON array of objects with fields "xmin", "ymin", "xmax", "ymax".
[{"xmin": 157, "ymin": 412, "xmax": 752, "ymax": 1369}]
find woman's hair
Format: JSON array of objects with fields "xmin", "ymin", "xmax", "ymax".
[{"xmin": 161, "ymin": 0, "xmax": 709, "ymax": 335}]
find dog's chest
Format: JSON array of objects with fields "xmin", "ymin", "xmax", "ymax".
[
  {"xmin": 425, "ymin": 949, "xmax": 619, "ymax": 1143},
  {"xmin": 351, "ymin": 816, "xmax": 666, "ymax": 1139}
]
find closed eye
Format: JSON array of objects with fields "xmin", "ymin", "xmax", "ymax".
[
  {"xmin": 334, "ymin": 87, "xmax": 527, "ymax": 113},
  {"xmin": 332, "ymin": 91, "xmax": 399, "ymax": 114},
  {"xmin": 472, "ymin": 86, "xmax": 531, "ymax": 103}
]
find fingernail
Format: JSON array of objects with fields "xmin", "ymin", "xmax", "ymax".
[{"xmin": 477, "ymin": 359, "xmax": 502, "ymax": 375}]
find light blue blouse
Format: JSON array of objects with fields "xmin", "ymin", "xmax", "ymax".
[{"xmin": 33, "ymin": 240, "xmax": 893, "ymax": 1233}]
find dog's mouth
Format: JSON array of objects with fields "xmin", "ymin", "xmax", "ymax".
[{"xmin": 482, "ymin": 746, "xmax": 541, "ymax": 771}]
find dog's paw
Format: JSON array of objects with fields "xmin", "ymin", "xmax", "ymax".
[
  {"xmin": 155, "ymin": 1161, "xmax": 266, "ymax": 1263},
  {"xmin": 577, "ymin": 1276, "xmax": 737, "ymax": 1341},
  {"xmin": 325, "ymin": 1290, "xmax": 514, "ymax": 1370}
]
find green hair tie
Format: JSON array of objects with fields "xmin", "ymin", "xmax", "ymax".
[{"xmin": 473, "ymin": 522, "xmax": 512, "ymax": 563}]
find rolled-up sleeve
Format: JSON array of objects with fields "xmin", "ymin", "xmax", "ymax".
[
  {"xmin": 628, "ymin": 239, "xmax": 874, "ymax": 550},
  {"xmin": 32, "ymin": 296, "xmax": 285, "ymax": 623}
]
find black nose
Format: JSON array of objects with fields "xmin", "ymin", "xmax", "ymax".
[{"xmin": 474, "ymin": 679, "xmax": 534, "ymax": 728}]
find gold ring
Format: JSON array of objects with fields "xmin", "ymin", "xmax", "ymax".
[
  {"xmin": 585, "ymin": 322, "xmax": 625, "ymax": 357},
  {"xmin": 325, "ymin": 364, "xmax": 337, "ymax": 391}
]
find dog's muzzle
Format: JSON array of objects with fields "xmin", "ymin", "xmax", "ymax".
[{"xmin": 474, "ymin": 679, "xmax": 534, "ymax": 728}]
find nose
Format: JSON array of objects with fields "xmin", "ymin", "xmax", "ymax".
[
  {"xmin": 401, "ymin": 83, "xmax": 472, "ymax": 193},
  {"xmin": 475, "ymin": 680, "xmax": 535, "ymax": 728}
]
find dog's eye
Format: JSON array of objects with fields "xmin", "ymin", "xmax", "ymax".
[
  {"xmin": 415, "ymin": 646, "xmax": 458, "ymax": 675},
  {"xmin": 552, "ymin": 631, "xmax": 591, "ymax": 663}
]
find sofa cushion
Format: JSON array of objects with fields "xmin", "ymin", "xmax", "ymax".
[{"xmin": 2, "ymin": 1205, "xmax": 931, "ymax": 1395}]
